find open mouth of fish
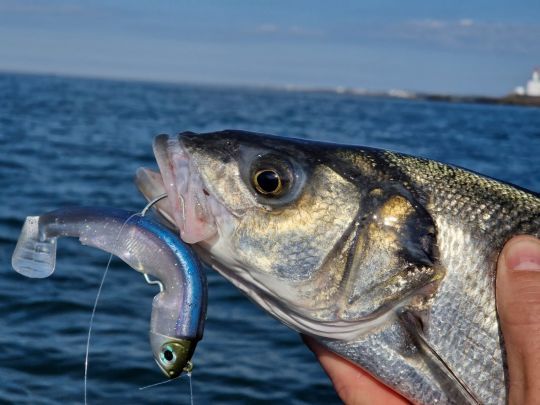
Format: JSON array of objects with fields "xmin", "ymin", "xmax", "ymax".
[{"xmin": 136, "ymin": 134, "xmax": 222, "ymax": 245}]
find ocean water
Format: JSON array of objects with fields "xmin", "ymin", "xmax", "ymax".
[{"xmin": 0, "ymin": 72, "xmax": 539, "ymax": 405}]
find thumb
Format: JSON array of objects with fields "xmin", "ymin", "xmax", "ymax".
[{"xmin": 496, "ymin": 235, "xmax": 540, "ymax": 404}]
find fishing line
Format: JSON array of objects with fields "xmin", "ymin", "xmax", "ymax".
[
  {"xmin": 138, "ymin": 373, "xmax": 195, "ymax": 403},
  {"xmin": 138, "ymin": 374, "xmax": 183, "ymax": 390},
  {"xmin": 84, "ymin": 194, "xmax": 167, "ymax": 405},
  {"xmin": 138, "ymin": 371, "xmax": 195, "ymax": 405},
  {"xmin": 188, "ymin": 372, "xmax": 194, "ymax": 405},
  {"xmin": 141, "ymin": 193, "xmax": 169, "ymax": 216}
]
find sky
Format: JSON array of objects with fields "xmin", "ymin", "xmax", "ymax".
[{"xmin": 0, "ymin": 0, "xmax": 539, "ymax": 96}]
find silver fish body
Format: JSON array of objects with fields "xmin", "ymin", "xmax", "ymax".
[{"xmin": 137, "ymin": 130, "xmax": 540, "ymax": 404}]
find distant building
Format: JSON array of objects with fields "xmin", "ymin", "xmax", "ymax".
[
  {"xmin": 515, "ymin": 69, "xmax": 540, "ymax": 97},
  {"xmin": 528, "ymin": 69, "xmax": 540, "ymax": 96}
]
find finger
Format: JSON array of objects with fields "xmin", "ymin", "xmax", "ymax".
[
  {"xmin": 496, "ymin": 235, "xmax": 540, "ymax": 404},
  {"xmin": 303, "ymin": 335, "xmax": 410, "ymax": 405}
]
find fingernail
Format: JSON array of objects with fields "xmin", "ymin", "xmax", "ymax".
[{"xmin": 505, "ymin": 237, "xmax": 540, "ymax": 271}]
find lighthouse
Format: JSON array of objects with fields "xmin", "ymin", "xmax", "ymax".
[
  {"xmin": 526, "ymin": 69, "xmax": 540, "ymax": 97},
  {"xmin": 515, "ymin": 69, "xmax": 540, "ymax": 97}
]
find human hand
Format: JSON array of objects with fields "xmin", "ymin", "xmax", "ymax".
[
  {"xmin": 496, "ymin": 235, "xmax": 540, "ymax": 404},
  {"xmin": 304, "ymin": 235, "xmax": 540, "ymax": 405}
]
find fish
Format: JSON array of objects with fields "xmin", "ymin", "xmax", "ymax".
[
  {"xmin": 12, "ymin": 206, "xmax": 207, "ymax": 379},
  {"xmin": 136, "ymin": 130, "xmax": 540, "ymax": 404}
]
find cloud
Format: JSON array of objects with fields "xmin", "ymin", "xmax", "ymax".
[
  {"xmin": 254, "ymin": 23, "xmax": 323, "ymax": 38},
  {"xmin": 369, "ymin": 18, "xmax": 540, "ymax": 54},
  {"xmin": 249, "ymin": 18, "xmax": 538, "ymax": 55},
  {"xmin": 409, "ymin": 18, "xmax": 474, "ymax": 30},
  {"xmin": 256, "ymin": 23, "xmax": 279, "ymax": 33},
  {"xmin": 410, "ymin": 19, "xmax": 447, "ymax": 29},
  {"xmin": 459, "ymin": 19, "xmax": 474, "ymax": 27}
]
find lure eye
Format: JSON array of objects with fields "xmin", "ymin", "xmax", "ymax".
[
  {"xmin": 253, "ymin": 169, "xmax": 282, "ymax": 195},
  {"xmin": 160, "ymin": 345, "xmax": 176, "ymax": 364}
]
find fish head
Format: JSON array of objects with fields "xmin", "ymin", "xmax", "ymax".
[
  {"xmin": 137, "ymin": 130, "xmax": 439, "ymax": 339},
  {"xmin": 137, "ymin": 130, "xmax": 363, "ymax": 334}
]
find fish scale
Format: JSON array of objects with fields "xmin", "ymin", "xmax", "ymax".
[
  {"xmin": 427, "ymin": 221, "xmax": 503, "ymax": 404},
  {"xmin": 385, "ymin": 153, "xmax": 540, "ymax": 403}
]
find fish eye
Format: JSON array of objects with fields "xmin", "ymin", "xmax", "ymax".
[
  {"xmin": 249, "ymin": 154, "xmax": 294, "ymax": 199},
  {"xmin": 253, "ymin": 169, "xmax": 282, "ymax": 195},
  {"xmin": 160, "ymin": 345, "xmax": 176, "ymax": 364}
]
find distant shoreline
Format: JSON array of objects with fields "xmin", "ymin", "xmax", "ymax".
[
  {"xmin": 280, "ymin": 85, "xmax": 540, "ymax": 108},
  {"xmin": 2, "ymin": 70, "xmax": 539, "ymax": 108},
  {"xmin": 392, "ymin": 93, "xmax": 540, "ymax": 108}
]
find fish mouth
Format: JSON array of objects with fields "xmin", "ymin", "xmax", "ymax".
[{"xmin": 136, "ymin": 134, "xmax": 219, "ymax": 244}]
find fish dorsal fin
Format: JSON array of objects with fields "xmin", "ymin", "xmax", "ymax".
[{"xmin": 398, "ymin": 309, "xmax": 482, "ymax": 405}]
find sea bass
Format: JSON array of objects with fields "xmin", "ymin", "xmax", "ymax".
[{"xmin": 136, "ymin": 130, "xmax": 540, "ymax": 404}]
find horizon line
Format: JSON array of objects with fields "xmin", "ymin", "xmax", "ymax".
[{"xmin": 0, "ymin": 67, "xmax": 508, "ymax": 99}]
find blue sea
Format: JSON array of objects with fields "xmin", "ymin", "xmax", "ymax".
[{"xmin": 0, "ymin": 72, "xmax": 539, "ymax": 404}]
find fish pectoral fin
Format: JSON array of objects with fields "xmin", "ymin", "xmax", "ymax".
[{"xmin": 398, "ymin": 309, "xmax": 481, "ymax": 405}]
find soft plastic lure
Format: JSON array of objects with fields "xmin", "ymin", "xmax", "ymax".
[{"xmin": 11, "ymin": 206, "xmax": 207, "ymax": 379}]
